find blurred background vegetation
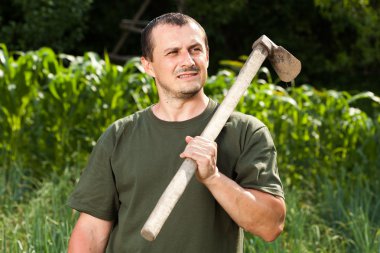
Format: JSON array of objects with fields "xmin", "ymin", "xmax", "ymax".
[
  {"xmin": 1, "ymin": 0, "xmax": 379, "ymax": 92},
  {"xmin": 1, "ymin": 0, "xmax": 380, "ymax": 252}
]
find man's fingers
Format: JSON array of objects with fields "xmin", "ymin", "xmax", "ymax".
[
  {"xmin": 181, "ymin": 137, "xmax": 216, "ymax": 158},
  {"xmin": 180, "ymin": 145, "xmax": 210, "ymax": 159},
  {"xmin": 184, "ymin": 136, "xmax": 217, "ymax": 150},
  {"xmin": 179, "ymin": 135, "xmax": 219, "ymax": 182},
  {"xmin": 185, "ymin": 136, "xmax": 193, "ymax": 143}
]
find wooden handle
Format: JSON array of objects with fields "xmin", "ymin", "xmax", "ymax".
[
  {"xmin": 141, "ymin": 158, "xmax": 197, "ymax": 241},
  {"xmin": 141, "ymin": 43, "xmax": 269, "ymax": 241}
]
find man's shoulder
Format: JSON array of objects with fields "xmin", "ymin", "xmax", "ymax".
[
  {"xmin": 103, "ymin": 107, "xmax": 152, "ymax": 140},
  {"xmin": 228, "ymin": 111, "xmax": 266, "ymax": 131},
  {"xmin": 114, "ymin": 108, "xmax": 149, "ymax": 127}
]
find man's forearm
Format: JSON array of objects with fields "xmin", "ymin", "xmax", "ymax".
[
  {"xmin": 68, "ymin": 213, "xmax": 113, "ymax": 253},
  {"xmin": 68, "ymin": 227, "xmax": 109, "ymax": 253},
  {"xmin": 202, "ymin": 171, "xmax": 286, "ymax": 242}
]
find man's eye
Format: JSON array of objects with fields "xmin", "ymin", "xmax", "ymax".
[
  {"xmin": 191, "ymin": 48, "xmax": 202, "ymax": 54},
  {"xmin": 167, "ymin": 51, "xmax": 177, "ymax": 56}
]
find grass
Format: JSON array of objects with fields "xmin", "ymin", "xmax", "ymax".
[
  {"xmin": 244, "ymin": 173, "xmax": 380, "ymax": 253},
  {"xmin": 1, "ymin": 166, "xmax": 78, "ymax": 253},
  {"xmin": 2, "ymin": 163, "xmax": 379, "ymax": 252}
]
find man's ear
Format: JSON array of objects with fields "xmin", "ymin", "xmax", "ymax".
[
  {"xmin": 206, "ymin": 49, "xmax": 210, "ymax": 69},
  {"xmin": 141, "ymin": 56, "xmax": 156, "ymax": 78},
  {"xmin": 206, "ymin": 54, "xmax": 209, "ymax": 69}
]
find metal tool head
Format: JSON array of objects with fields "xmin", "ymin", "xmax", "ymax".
[{"xmin": 252, "ymin": 35, "xmax": 301, "ymax": 82}]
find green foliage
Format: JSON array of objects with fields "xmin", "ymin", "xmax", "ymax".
[
  {"xmin": 0, "ymin": 44, "xmax": 157, "ymax": 178},
  {"xmin": 0, "ymin": 0, "xmax": 92, "ymax": 52},
  {"xmin": 205, "ymin": 68, "xmax": 380, "ymax": 189},
  {"xmin": 314, "ymin": 0, "xmax": 380, "ymax": 69},
  {"xmin": 1, "ymin": 47, "xmax": 379, "ymax": 252}
]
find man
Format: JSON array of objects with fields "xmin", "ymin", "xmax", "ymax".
[{"xmin": 68, "ymin": 12, "xmax": 285, "ymax": 253}]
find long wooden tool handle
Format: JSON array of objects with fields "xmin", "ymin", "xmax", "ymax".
[{"xmin": 141, "ymin": 43, "xmax": 269, "ymax": 241}]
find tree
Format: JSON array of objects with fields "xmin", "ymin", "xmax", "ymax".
[
  {"xmin": 0, "ymin": 0, "xmax": 93, "ymax": 52},
  {"xmin": 1, "ymin": 0, "xmax": 379, "ymax": 92}
]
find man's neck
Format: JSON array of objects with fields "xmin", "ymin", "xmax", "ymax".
[{"xmin": 152, "ymin": 93, "xmax": 209, "ymax": 122}]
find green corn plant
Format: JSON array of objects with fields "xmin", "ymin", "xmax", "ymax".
[
  {"xmin": 0, "ymin": 47, "xmax": 159, "ymax": 178},
  {"xmin": 0, "ymin": 44, "xmax": 39, "ymax": 164}
]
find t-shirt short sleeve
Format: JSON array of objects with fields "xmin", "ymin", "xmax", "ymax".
[
  {"xmin": 67, "ymin": 124, "xmax": 120, "ymax": 220},
  {"xmin": 234, "ymin": 121, "xmax": 284, "ymax": 199}
]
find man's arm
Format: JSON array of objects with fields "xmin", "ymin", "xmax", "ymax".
[
  {"xmin": 202, "ymin": 173, "xmax": 285, "ymax": 241},
  {"xmin": 68, "ymin": 212, "xmax": 113, "ymax": 253},
  {"xmin": 180, "ymin": 136, "xmax": 286, "ymax": 242}
]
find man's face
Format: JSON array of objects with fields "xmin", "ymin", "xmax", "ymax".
[{"xmin": 141, "ymin": 23, "xmax": 209, "ymax": 99}]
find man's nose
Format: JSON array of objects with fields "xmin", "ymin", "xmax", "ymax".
[{"xmin": 180, "ymin": 51, "xmax": 195, "ymax": 67}]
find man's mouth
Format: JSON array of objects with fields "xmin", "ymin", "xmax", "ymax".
[
  {"xmin": 176, "ymin": 65, "xmax": 200, "ymax": 79},
  {"xmin": 177, "ymin": 72, "xmax": 198, "ymax": 79}
]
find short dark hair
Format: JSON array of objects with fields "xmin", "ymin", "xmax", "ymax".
[{"xmin": 141, "ymin": 12, "xmax": 209, "ymax": 61}]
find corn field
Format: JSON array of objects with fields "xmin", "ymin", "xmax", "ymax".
[{"xmin": 1, "ymin": 45, "xmax": 380, "ymax": 252}]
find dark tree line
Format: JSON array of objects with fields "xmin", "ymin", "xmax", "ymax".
[{"xmin": 1, "ymin": 0, "xmax": 379, "ymax": 92}]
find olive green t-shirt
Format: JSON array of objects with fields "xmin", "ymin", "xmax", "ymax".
[{"xmin": 68, "ymin": 99, "xmax": 284, "ymax": 253}]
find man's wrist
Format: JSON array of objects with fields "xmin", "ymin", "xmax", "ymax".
[{"xmin": 200, "ymin": 169, "xmax": 221, "ymax": 186}]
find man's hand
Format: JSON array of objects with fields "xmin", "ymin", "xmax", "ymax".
[{"xmin": 179, "ymin": 136, "xmax": 219, "ymax": 183}]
